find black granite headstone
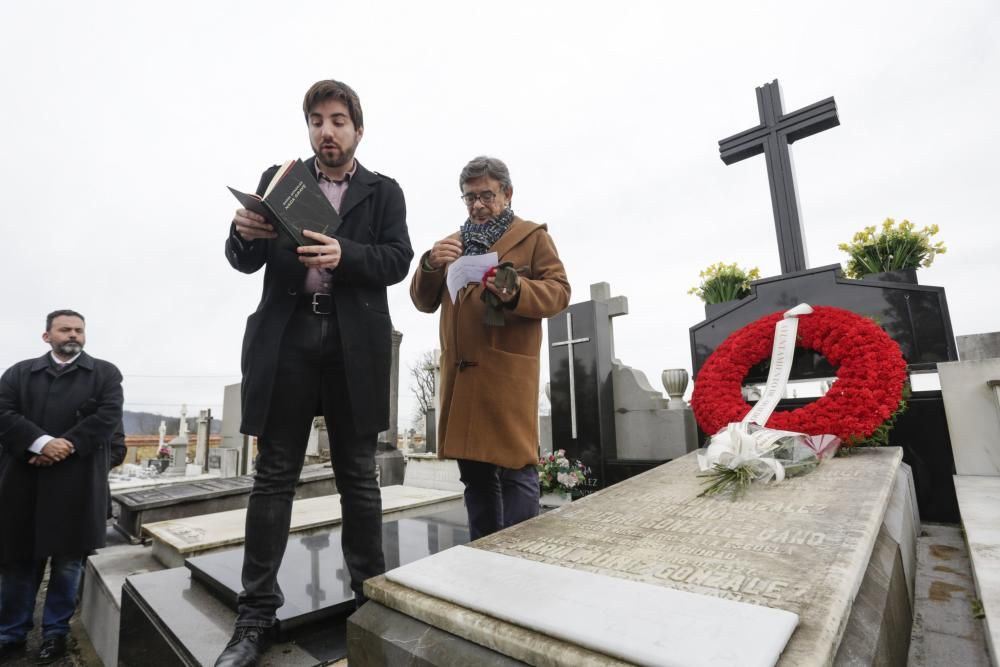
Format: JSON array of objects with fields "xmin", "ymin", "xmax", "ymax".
[
  {"xmin": 185, "ymin": 507, "xmax": 470, "ymax": 637},
  {"xmin": 119, "ymin": 567, "xmax": 337, "ymax": 667},
  {"xmin": 547, "ymin": 301, "xmax": 615, "ymax": 492},
  {"xmin": 120, "ymin": 507, "xmax": 470, "ymax": 666},
  {"xmin": 689, "ymin": 264, "xmax": 958, "ymax": 380},
  {"xmin": 688, "ymin": 265, "xmax": 959, "ymax": 524}
]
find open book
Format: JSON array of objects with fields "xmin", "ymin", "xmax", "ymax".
[{"xmin": 228, "ymin": 159, "xmax": 343, "ymax": 246}]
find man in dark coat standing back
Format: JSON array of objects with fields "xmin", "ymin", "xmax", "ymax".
[
  {"xmin": 216, "ymin": 79, "xmax": 412, "ymax": 667},
  {"xmin": 0, "ymin": 310, "xmax": 123, "ymax": 664}
]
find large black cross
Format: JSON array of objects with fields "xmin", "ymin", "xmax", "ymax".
[{"xmin": 719, "ymin": 79, "xmax": 839, "ymax": 274}]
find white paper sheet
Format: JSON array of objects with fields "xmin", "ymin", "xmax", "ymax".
[{"xmin": 446, "ymin": 253, "xmax": 498, "ymax": 303}]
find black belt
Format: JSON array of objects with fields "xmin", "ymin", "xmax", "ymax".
[{"xmin": 300, "ymin": 292, "xmax": 334, "ymax": 316}]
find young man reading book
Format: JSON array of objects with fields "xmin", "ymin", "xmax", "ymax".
[{"xmin": 218, "ymin": 79, "xmax": 413, "ymax": 667}]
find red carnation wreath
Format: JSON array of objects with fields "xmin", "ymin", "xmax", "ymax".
[{"xmin": 691, "ymin": 306, "xmax": 908, "ymax": 446}]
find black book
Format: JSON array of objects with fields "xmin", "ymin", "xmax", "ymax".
[{"xmin": 228, "ymin": 159, "xmax": 342, "ymax": 246}]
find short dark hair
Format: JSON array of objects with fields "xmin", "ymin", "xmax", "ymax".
[
  {"xmin": 302, "ymin": 80, "xmax": 364, "ymax": 129},
  {"xmin": 47, "ymin": 309, "xmax": 85, "ymax": 331},
  {"xmin": 459, "ymin": 156, "xmax": 513, "ymax": 192}
]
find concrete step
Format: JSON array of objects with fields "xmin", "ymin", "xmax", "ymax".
[{"xmin": 908, "ymin": 523, "xmax": 992, "ymax": 666}]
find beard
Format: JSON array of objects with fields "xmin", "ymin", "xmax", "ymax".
[
  {"xmin": 56, "ymin": 341, "xmax": 83, "ymax": 356},
  {"xmin": 314, "ymin": 140, "xmax": 358, "ymax": 170}
]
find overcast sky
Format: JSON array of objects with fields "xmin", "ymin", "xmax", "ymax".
[{"xmin": 1, "ymin": 1, "xmax": 998, "ymax": 430}]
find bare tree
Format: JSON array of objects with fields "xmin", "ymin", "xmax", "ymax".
[{"xmin": 409, "ymin": 349, "xmax": 438, "ymax": 425}]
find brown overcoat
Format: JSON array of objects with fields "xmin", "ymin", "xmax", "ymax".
[{"xmin": 410, "ymin": 218, "xmax": 570, "ymax": 469}]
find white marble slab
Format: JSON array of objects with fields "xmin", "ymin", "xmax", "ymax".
[
  {"xmin": 387, "ymin": 545, "xmax": 797, "ymax": 667},
  {"xmin": 144, "ymin": 484, "xmax": 462, "ymax": 566},
  {"xmin": 938, "ymin": 359, "xmax": 1000, "ymax": 475},
  {"xmin": 954, "ymin": 475, "xmax": 1000, "ymax": 665}
]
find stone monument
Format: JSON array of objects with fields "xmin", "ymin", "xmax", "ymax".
[
  {"xmin": 691, "ymin": 79, "xmax": 960, "ymax": 523},
  {"xmin": 548, "ymin": 282, "xmax": 699, "ymax": 491},
  {"xmin": 352, "ymin": 448, "xmax": 917, "ymax": 665}
]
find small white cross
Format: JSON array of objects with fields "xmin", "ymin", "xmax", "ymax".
[{"xmin": 551, "ymin": 312, "xmax": 590, "ymax": 439}]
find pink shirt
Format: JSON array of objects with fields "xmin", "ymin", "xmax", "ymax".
[{"xmin": 304, "ymin": 160, "xmax": 356, "ymax": 293}]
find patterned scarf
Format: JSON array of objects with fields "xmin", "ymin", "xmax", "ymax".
[{"xmin": 460, "ymin": 207, "xmax": 514, "ymax": 255}]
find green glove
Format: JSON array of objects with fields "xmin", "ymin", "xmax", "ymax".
[{"xmin": 481, "ymin": 262, "xmax": 518, "ymax": 326}]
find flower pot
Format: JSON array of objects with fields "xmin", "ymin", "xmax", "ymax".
[
  {"xmin": 539, "ymin": 491, "xmax": 572, "ymax": 508},
  {"xmin": 859, "ymin": 268, "xmax": 918, "ymax": 284},
  {"xmin": 661, "ymin": 369, "xmax": 689, "ymax": 408}
]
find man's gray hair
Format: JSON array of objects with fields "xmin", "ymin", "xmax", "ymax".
[{"xmin": 459, "ymin": 156, "xmax": 513, "ymax": 192}]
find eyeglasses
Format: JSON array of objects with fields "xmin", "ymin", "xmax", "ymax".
[{"xmin": 460, "ymin": 190, "xmax": 501, "ymax": 206}]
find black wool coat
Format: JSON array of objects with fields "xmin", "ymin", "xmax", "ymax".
[
  {"xmin": 0, "ymin": 352, "xmax": 124, "ymax": 563},
  {"xmin": 226, "ymin": 158, "xmax": 413, "ymax": 436}
]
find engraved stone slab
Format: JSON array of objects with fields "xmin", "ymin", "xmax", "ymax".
[
  {"xmin": 115, "ymin": 477, "xmax": 256, "ymax": 511},
  {"xmin": 145, "ymin": 485, "xmax": 463, "ymax": 567},
  {"xmin": 113, "ymin": 465, "xmax": 336, "ymax": 542},
  {"xmin": 366, "ymin": 448, "xmax": 903, "ymax": 666}
]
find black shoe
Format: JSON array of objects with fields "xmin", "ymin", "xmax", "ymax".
[
  {"xmin": 0, "ymin": 638, "xmax": 27, "ymax": 658},
  {"xmin": 214, "ymin": 626, "xmax": 273, "ymax": 667},
  {"xmin": 36, "ymin": 635, "xmax": 67, "ymax": 664}
]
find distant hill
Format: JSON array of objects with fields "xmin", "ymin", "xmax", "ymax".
[{"xmin": 124, "ymin": 410, "xmax": 223, "ymax": 436}]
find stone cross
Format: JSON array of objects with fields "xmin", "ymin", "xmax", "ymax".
[
  {"xmin": 195, "ymin": 409, "xmax": 212, "ymax": 470},
  {"xmin": 550, "ymin": 312, "xmax": 590, "ymax": 439},
  {"xmin": 179, "ymin": 404, "xmax": 189, "ymax": 439},
  {"xmin": 590, "ymin": 282, "xmax": 628, "ymax": 361},
  {"xmin": 719, "ymin": 79, "xmax": 839, "ymax": 274},
  {"xmin": 419, "ymin": 349, "xmax": 442, "ymax": 454},
  {"xmin": 427, "ymin": 349, "xmax": 442, "ymax": 415}
]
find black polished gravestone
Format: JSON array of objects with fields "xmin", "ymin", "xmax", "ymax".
[
  {"xmin": 547, "ymin": 301, "xmax": 615, "ymax": 493},
  {"xmin": 118, "ymin": 507, "xmax": 470, "ymax": 666},
  {"xmin": 188, "ymin": 507, "xmax": 470, "ymax": 636},
  {"xmin": 690, "ymin": 264, "xmax": 958, "ymax": 380},
  {"xmin": 112, "ymin": 466, "xmax": 336, "ymax": 543}
]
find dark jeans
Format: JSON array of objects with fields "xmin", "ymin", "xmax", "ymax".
[
  {"xmin": 0, "ymin": 556, "xmax": 84, "ymax": 641},
  {"xmin": 236, "ymin": 307, "xmax": 384, "ymax": 628},
  {"xmin": 457, "ymin": 460, "xmax": 539, "ymax": 540}
]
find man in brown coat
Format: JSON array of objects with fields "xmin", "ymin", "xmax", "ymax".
[{"xmin": 411, "ymin": 156, "xmax": 570, "ymax": 539}]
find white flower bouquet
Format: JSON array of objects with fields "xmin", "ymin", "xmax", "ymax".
[{"xmin": 697, "ymin": 422, "xmax": 840, "ymax": 498}]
